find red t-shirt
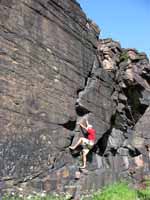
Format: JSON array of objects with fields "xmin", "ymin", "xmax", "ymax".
[{"xmin": 87, "ymin": 128, "xmax": 96, "ymax": 141}]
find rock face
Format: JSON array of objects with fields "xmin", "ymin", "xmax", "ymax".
[{"xmin": 0, "ymin": 0, "xmax": 150, "ymax": 197}]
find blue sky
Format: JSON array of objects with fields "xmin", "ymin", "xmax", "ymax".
[{"xmin": 77, "ymin": 0, "xmax": 150, "ymax": 57}]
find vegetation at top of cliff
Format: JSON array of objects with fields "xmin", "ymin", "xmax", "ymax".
[{"xmin": 119, "ymin": 52, "xmax": 129, "ymax": 62}]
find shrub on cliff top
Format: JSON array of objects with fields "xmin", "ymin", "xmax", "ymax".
[{"xmin": 120, "ymin": 52, "xmax": 129, "ymax": 62}]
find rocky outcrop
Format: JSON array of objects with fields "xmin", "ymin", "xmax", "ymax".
[{"xmin": 0, "ymin": 0, "xmax": 150, "ymax": 198}]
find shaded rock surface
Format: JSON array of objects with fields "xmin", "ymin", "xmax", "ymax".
[{"xmin": 0, "ymin": 0, "xmax": 150, "ymax": 198}]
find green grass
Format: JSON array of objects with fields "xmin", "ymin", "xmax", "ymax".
[
  {"xmin": 137, "ymin": 189, "xmax": 150, "ymax": 200},
  {"xmin": 87, "ymin": 182, "xmax": 150, "ymax": 200},
  {"xmin": 91, "ymin": 182, "xmax": 137, "ymax": 200},
  {"xmin": 137, "ymin": 178, "xmax": 150, "ymax": 200}
]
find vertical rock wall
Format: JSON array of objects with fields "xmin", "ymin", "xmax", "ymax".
[
  {"xmin": 0, "ymin": 0, "xmax": 150, "ymax": 198},
  {"xmin": 0, "ymin": 0, "xmax": 97, "ymax": 177}
]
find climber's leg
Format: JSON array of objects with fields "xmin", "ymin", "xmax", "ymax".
[
  {"xmin": 69, "ymin": 137, "xmax": 85, "ymax": 150},
  {"xmin": 80, "ymin": 149, "xmax": 89, "ymax": 169}
]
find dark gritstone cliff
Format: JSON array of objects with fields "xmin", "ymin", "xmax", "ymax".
[{"xmin": 0, "ymin": 0, "xmax": 150, "ymax": 198}]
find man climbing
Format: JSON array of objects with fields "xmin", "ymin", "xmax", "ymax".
[{"xmin": 69, "ymin": 120, "xmax": 96, "ymax": 169}]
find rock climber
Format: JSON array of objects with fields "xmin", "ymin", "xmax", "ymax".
[{"xmin": 69, "ymin": 120, "xmax": 96, "ymax": 169}]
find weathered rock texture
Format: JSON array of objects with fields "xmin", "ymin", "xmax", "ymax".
[{"xmin": 0, "ymin": 0, "xmax": 150, "ymax": 198}]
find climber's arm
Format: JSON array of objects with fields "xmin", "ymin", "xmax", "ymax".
[
  {"xmin": 79, "ymin": 123, "xmax": 88, "ymax": 130},
  {"xmin": 85, "ymin": 119, "xmax": 89, "ymax": 127}
]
